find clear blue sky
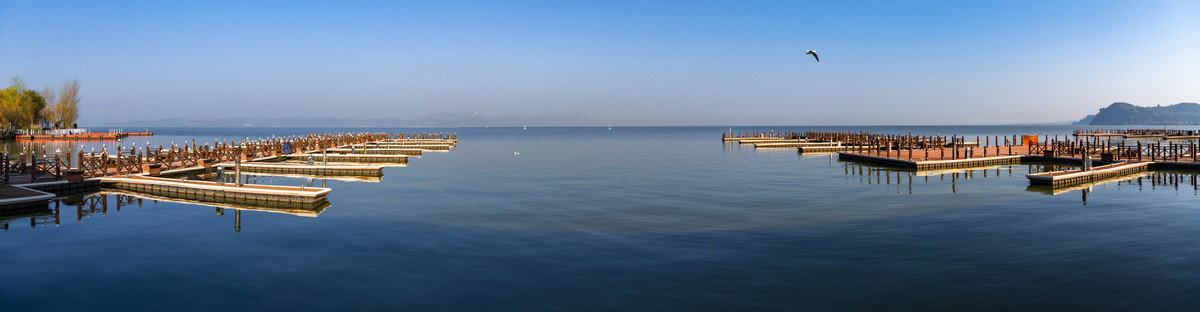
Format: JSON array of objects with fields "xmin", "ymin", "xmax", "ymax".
[{"xmin": 1, "ymin": 0, "xmax": 1197, "ymax": 125}]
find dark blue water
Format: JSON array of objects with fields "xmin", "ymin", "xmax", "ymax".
[{"xmin": 2, "ymin": 126, "xmax": 1199, "ymax": 311}]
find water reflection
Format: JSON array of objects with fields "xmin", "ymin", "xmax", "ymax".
[
  {"xmin": 0, "ymin": 204, "xmax": 57, "ymax": 231},
  {"xmin": 1025, "ymin": 170, "xmax": 1200, "ymax": 205},
  {"xmin": 838, "ymin": 161, "xmax": 1076, "ymax": 195}
]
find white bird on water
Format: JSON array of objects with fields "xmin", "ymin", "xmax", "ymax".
[{"xmin": 805, "ymin": 50, "xmax": 819, "ymax": 62}]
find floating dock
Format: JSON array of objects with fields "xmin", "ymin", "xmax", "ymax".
[
  {"xmin": 737, "ymin": 139, "xmax": 809, "ymax": 144},
  {"xmin": 284, "ymin": 153, "xmax": 409, "ymax": 164},
  {"xmin": 723, "ymin": 137, "xmax": 788, "ymax": 142},
  {"xmin": 98, "ymin": 175, "xmax": 331, "ymax": 204},
  {"xmin": 0, "ymin": 132, "xmax": 456, "ymax": 214},
  {"xmin": 1025, "ymin": 171, "xmax": 1152, "ymax": 195},
  {"xmin": 348, "ymin": 143, "xmax": 452, "ymax": 150},
  {"xmin": 1026, "ymin": 162, "xmax": 1150, "ymax": 187},
  {"xmin": 754, "ymin": 142, "xmax": 835, "ymax": 148},
  {"xmin": 217, "ymin": 162, "xmax": 383, "ymax": 177},
  {"xmin": 323, "ymin": 148, "xmax": 423, "ymax": 156},
  {"xmin": 839, "ymin": 153, "xmax": 1025, "ymax": 170},
  {"xmin": 101, "ymin": 190, "xmax": 329, "ymax": 217},
  {"xmin": 379, "ymin": 139, "xmax": 456, "ymax": 145},
  {"xmin": 0, "ymin": 185, "xmax": 56, "ymax": 209},
  {"xmin": 16, "ymin": 132, "xmax": 153, "ymax": 141},
  {"xmin": 799, "ymin": 146, "xmax": 879, "ymax": 153}
]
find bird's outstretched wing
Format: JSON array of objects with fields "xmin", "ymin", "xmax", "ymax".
[{"xmin": 805, "ymin": 50, "xmax": 819, "ymax": 62}]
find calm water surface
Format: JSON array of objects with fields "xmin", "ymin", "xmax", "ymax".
[{"xmin": 2, "ymin": 126, "xmax": 1198, "ymax": 311}]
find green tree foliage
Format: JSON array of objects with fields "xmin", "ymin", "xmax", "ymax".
[
  {"xmin": 21, "ymin": 89, "xmax": 46, "ymax": 128},
  {"xmin": 0, "ymin": 76, "xmax": 81, "ymax": 130}
]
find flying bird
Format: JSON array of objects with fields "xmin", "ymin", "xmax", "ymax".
[{"xmin": 805, "ymin": 50, "xmax": 819, "ymax": 62}]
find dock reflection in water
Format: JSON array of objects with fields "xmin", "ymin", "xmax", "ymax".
[
  {"xmin": 1027, "ymin": 170, "xmax": 1200, "ymax": 204},
  {"xmin": 839, "ymin": 160, "xmax": 1078, "ymax": 195}
]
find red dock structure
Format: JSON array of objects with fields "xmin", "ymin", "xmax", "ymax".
[{"xmin": 16, "ymin": 133, "xmax": 147, "ymax": 141}]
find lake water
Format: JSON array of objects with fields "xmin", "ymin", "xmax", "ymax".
[{"xmin": 2, "ymin": 126, "xmax": 1198, "ymax": 311}]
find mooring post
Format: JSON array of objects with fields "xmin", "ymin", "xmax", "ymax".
[{"xmin": 235, "ymin": 148, "xmax": 242, "ymax": 187}]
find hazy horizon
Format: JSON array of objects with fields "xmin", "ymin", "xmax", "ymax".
[{"xmin": 2, "ymin": 0, "xmax": 1197, "ymax": 126}]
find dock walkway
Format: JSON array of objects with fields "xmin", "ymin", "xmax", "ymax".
[
  {"xmin": 217, "ymin": 162, "xmax": 383, "ymax": 176},
  {"xmin": 285, "ymin": 153, "xmax": 409, "ymax": 164},
  {"xmin": 839, "ymin": 153, "xmax": 1025, "ymax": 170},
  {"xmin": 98, "ymin": 175, "xmax": 331, "ymax": 204},
  {"xmin": 1026, "ymin": 162, "xmax": 1150, "ymax": 187},
  {"xmin": 323, "ymin": 148, "xmax": 423, "ymax": 156},
  {"xmin": 348, "ymin": 143, "xmax": 452, "ymax": 150},
  {"xmin": 754, "ymin": 142, "xmax": 834, "ymax": 148}
]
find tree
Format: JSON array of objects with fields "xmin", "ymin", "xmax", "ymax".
[
  {"xmin": 56, "ymin": 79, "xmax": 80, "ymax": 128},
  {"xmin": 0, "ymin": 76, "xmax": 29, "ymax": 129},
  {"xmin": 20, "ymin": 89, "xmax": 45, "ymax": 128},
  {"xmin": 39, "ymin": 86, "xmax": 57, "ymax": 128}
]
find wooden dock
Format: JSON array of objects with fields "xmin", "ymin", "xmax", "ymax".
[
  {"xmin": 216, "ymin": 162, "xmax": 383, "ymax": 177},
  {"xmin": 16, "ymin": 132, "xmax": 153, "ymax": 141},
  {"xmin": 0, "ymin": 185, "xmax": 56, "ymax": 209},
  {"xmin": 839, "ymin": 153, "xmax": 1025, "ymax": 170},
  {"xmin": 1026, "ymin": 162, "xmax": 1150, "ymax": 187},
  {"xmin": 98, "ymin": 175, "xmax": 331, "ymax": 204},
  {"xmin": 800, "ymin": 146, "xmax": 879, "ymax": 153},
  {"xmin": 754, "ymin": 142, "xmax": 835, "ymax": 148},
  {"xmin": 1025, "ymin": 171, "xmax": 1152, "ymax": 195},
  {"xmin": 284, "ymin": 153, "xmax": 409, "ymax": 164},
  {"xmin": 737, "ymin": 139, "xmax": 809, "ymax": 144},
  {"xmin": 101, "ymin": 189, "xmax": 329, "ymax": 217},
  {"xmin": 348, "ymin": 143, "xmax": 452, "ymax": 150},
  {"xmin": 0, "ymin": 132, "xmax": 457, "ymax": 214},
  {"xmin": 323, "ymin": 148, "xmax": 423, "ymax": 156},
  {"xmin": 723, "ymin": 137, "xmax": 788, "ymax": 142},
  {"xmin": 379, "ymin": 139, "xmax": 456, "ymax": 145}
]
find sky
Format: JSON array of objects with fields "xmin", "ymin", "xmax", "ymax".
[{"xmin": 1, "ymin": 0, "xmax": 1197, "ymax": 126}]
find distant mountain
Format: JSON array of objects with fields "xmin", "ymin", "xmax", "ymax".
[
  {"xmin": 1072, "ymin": 114, "xmax": 1095, "ymax": 125},
  {"xmin": 112, "ymin": 112, "xmax": 606, "ymax": 127},
  {"xmin": 1083, "ymin": 102, "xmax": 1200, "ymax": 125}
]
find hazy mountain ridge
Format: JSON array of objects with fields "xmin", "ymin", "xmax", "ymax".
[
  {"xmin": 113, "ymin": 112, "xmax": 606, "ymax": 127},
  {"xmin": 1072, "ymin": 114, "xmax": 1095, "ymax": 125},
  {"xmin": 1084, "ymin": 102, "xmax": 1200, "ymax": 125}
]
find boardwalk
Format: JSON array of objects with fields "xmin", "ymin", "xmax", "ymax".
[{"xmin": 1, "ymin": 132, "xmax": 455, "ymax": 209}]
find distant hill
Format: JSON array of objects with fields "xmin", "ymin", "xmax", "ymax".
[
  {"xmin": 1082, "ymin": 102, "xmax": 1200, "ymax": 125},
  {"xmin": 112, "ymin": 112, "xmax": 606, "ymax": 127},
  {"xmin": 1072, "ymin": 114, "xmax": 1095, "ymax": 125}
]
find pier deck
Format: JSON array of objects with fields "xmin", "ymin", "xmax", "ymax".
[
  {"xmin": 0, "ymin": 185, "xmax": 56, "ymax": 209},
  {"xmin": 101, "ymin": 190, "xmax": 329, "ymax": 217},
  {"xmin": 284, "ymin": 153, "xmax": 409, "ymax": 164},
  {"xmin": 737, "ymin": 139, "xmax": 809, "ymax": 144},
  {"xmin": 1026, "ymin": 162, "xmax": 1150, "ymax": 187},
  {"xmin": 723, "ymin": 137, "xmax": 789, "ymax": 142},
  {"xmin": 839, "ymin": 153, "xmax": 1026, "ymax": 170},
  {"xmin": 379, "ymin": 139, "xmax": 456, "ymax": 145},
  {"xmin": 217, "ymin": 162, "xmax": 384, "ymax": 176},
  {"xmin": 98, "ymin": 175, "xmax": 331, "ymax": 204},
  {"xmin": 754, "ymin": 142, "xmax": 835, "ymax": 148},
  {"xmin": 348, "ymin": 143, "xmax": 452, "ymax": 150},
  {"xmin": 799, "ymin": 146, "xmax": 879, "ymax": 153},
  {"xmin": 323, "ymin": 148, "xmax": 423, "ymax": 156}
]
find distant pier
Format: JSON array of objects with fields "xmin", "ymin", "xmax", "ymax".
[
  {"xmin": 726, "ymin": 129, "xmax": 1200, "ymax": 190},
  {"xmin": 0, "ymin": 132, "xmax": 456, "ymax": 211}
]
